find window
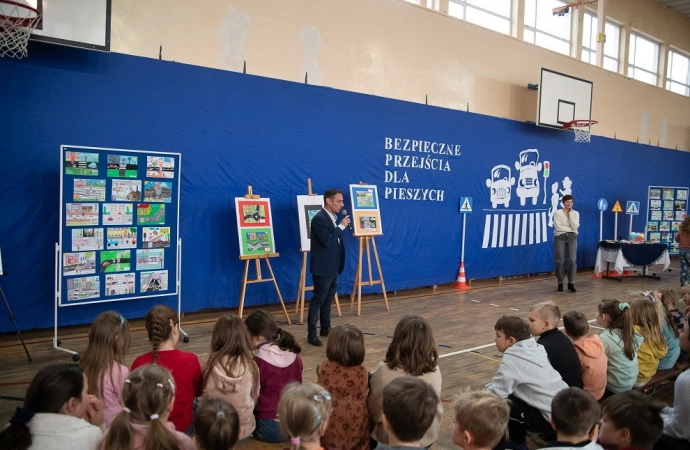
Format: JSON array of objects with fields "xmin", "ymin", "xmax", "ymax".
[
  {"xmin": 666, "ymin": 50, "xmax": 690, "ymax": 97},
  {"xmin": 628, "ymin": 32, "xmax": 659, "ymax": 85},
  {"xmin": 448, "ymin": 0, "xmax": 511, "ymax": 35},
  {"xmin": 581, "ymin": 12, "xmax": 620, "ymax": 72},
  {"xmin": 524, "ymin": 0, "xmax": 571, "ymax": 55}
]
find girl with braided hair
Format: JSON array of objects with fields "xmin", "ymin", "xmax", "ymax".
[
  {"xmin": 244, "ymin": 310, "xmax": 303, "ymax": 443},
  {"xmin": 131, "ymin": 305, "xmax": 202, "ymax": 433},
  {"xmin": 100, "ymin": 364, "xmax": 195, "ymax": 450}
]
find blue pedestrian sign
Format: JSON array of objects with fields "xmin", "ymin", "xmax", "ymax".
[
  {"xmin": 459, "ymin": 197, "xmax": 473, "ymax": 213},
  {"xmin": 626, "ymin": 201, "xmax": 640, "ymax": 215},
  {"xmin": 597, "ymin": 198, "xmax": 608, "ymax": 212}
]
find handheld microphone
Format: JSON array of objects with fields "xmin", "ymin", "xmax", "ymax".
[{"xmin": 341, "ymin": 209, "xmax": 353, "ymax": 230}]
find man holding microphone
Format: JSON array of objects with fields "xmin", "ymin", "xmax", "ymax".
[{"xmin": 308, "ymin": 188, "xmax": 350, "ymax": 346}]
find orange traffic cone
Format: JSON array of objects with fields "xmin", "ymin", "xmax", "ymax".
[{"xmin": 453, "ymin": 262, "xmax": 471, "ymax": 290}]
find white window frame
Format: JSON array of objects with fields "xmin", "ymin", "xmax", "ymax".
[
  {"xmin": 628, "ymin": 32, "xmax": 660, "ymax": 86},
  {"xmin": 448, "ymin": 0, "xmax": 511, "ymax": 35},
  {"xmin": 524, "ymin": 0, "xmax": 572, "ymax": 56},
  {"xmin": 666, "ymin": 49, "xmax": 690, "ymax": 97},
  {"xmin": 581, "ymin": 11, "xmax": 620, "ymax": 73}
]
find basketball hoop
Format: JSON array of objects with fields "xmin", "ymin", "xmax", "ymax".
[
  {"xmin": 0, "ymin": 0, "xmax": 41, "ymax": 59},
  {"xmin": 563, "ymin": 120, "xmax": 598, "ymax": 143}
]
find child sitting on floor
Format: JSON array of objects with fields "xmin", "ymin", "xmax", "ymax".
[
  {"xmin": 653, "ymin": 289, "xmax": 681, "ymax": 369},
  {"xmin": 598, "ymin": 391, "xmax": 664, "ymax": 450},
  {"xmin": 629, "ymin": 292, "xmax": 668, "ymax": 386},
  {"xmin": 528, "ymin": 302, "xmax": 583, "ymax": 388},
  {"xmin": 540, "ymin": 387, "xmax": 604, "ymax": 450},
  {"xmin": 487, "ymin": 315, "xmax": 568, "ymax": 450},
  {"xmin": 563, "ymin": 310, "xmax": 608, "ymax": 400},
  {"xmin": 451, "ymin": 389, "xmax": 509, "ymax": 450}
]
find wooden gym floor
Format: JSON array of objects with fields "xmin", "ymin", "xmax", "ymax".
[{"xmin": 0, "ymin": 263, "xmax": 681, "ymax": 449}]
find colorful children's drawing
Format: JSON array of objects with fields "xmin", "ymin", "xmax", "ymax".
[
  {"xmin": 143, "ymin": 181, "xmax": 172, "ymax": 203},
  {"xmin": 359, "ymin": 215, "xmax": 377, "ymax": 230},
  {"xmin": 353, "ymin": 211, "xmax": 382, "ymax": 236},
  {"xmin": 73, "ymin": 179, "xmax": 106, "ymax": 202},
  {"xmin": 111, "ymin": 180, "xmax": 142, "ymax": 201},
  {"xmin": 241, "ymin": 228, "xmax": 274, "ymax": 255},
  {"xmin": 649, "ymin": 188, "xmax": 661, "ymax": 199},
  {"xmin": 106, "ymin": 227, "xmax": 137, "ymax": 249},
  {"xmin": 353, "ymin": 188, "xmax": 377, "ymax": 209},
  {"xmin": 650, "ymin": 211, "xmax": 662, "ymax": 221},
  {"xmin": 349, "ymin": 184, "xmax": 383, "ymax": 237},
  {"xmin": 100, "ymin": 250, "xmax": 131, "ymax": 273},
  {"xmin": 664, "ymin": 201, "xmax": 674, "ymax": 210},
  {"xmin": 146, "ymin": 156, "xmax": 175, "ymax": 179},
  {"xmin": 136, "ymin": 249, "xmax": 165, "ymax": 271},
  {"xmin": 65, "ymin": 152, "xmax": 99, "ymax": 176},
  {"xmin": 661, "ymin": 232, "xmax": 671, "ymax": 243},
  {"xmin": 675, "ymin": 200, "xmax": 686, "ymax": 211},
  {"xmin": 677, "ymin": 211, "xmax": 687, "ymax": 221},
  {"xmin": 660, "ymin": 221, "xmax": 671, "ymax": 231},
  {"xmin": 67, "ymin": 276, "xmax": 100, "ymax": 301},
  {"xmin": 237, "ymin": 200, "xmax": 271, "ymax": 226},
  {"xmin": 672, "ymin": 221, "xmax": 681, "ymax": 231},
  {"xmin": 107, "ymin": 154, "xmax": 138, "ymax": 178},
  {"xmin": 650, "ymin": 200, "xmax": 662, "ymax": 210},
  {"xmin": 137, "ymin": 203, "xmax": 166, "ymax": 225},
  {"xmin": 142, "ymin": 227, "xmax": 171, "ymax": 248},
  {"xmin": 102, "ymin": 203, "xmax": 134, "ymax": 225},
  {"xmin": 663, "ymin": 189, "xmax": 675, "ymax": 200},
  {"xmin": 71, "ymin": 228, "xmax": 104, "ymax": 251},
  {"xmin": 63, "ymin": 251, "xmax": 96, "ymax": 276},
  {"xmin": 296, "ymin": 195, "xmax": 323, "ymax": 251},
  {"xmin": 649, "ymin": 232, "xmax": 661, "ymax": 242},
  {"xmin": 664, "ymin": 211, "xmax": 675, "ymax": 221},
  {"xmin": 678, "ymin": 190, "xmax": 688, "ymax": 201},
  {"xmin": 140, "ymin": 270, "xmax": 168, "ymax": 292},
  {"xmin": 66, "ymin": 203, "xmax": 100, "ymax": 226},
  {"xmin": 105, "ymin": 273, "xmax": 136, "ymax": 296},
  {"xmin": 647, "ymin": 222, "xmax": 659, "ymax": 232}
]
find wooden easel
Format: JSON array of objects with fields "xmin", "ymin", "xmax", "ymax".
[
  {"xmin": 350, "ymin": 235, "xmax": 389, "ymax": 316},
  {"xmin": 237, "ymin": 186, "xmax": 290, "ymax": 323},
  {"xmin": 295, "ymin": 179, "xmax": 341, "ymax": 323}
]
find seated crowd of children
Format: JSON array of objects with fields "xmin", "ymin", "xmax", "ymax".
[{"xmin": 0, "ymin": 286, "xmax": 689, "ymax": 450}]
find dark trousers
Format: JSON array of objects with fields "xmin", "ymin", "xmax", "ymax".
[
  {"xmin": 493, "ymin": 395, "xmax": 555, "ymax": 449},
  {"xmin": 653, "ymin": 434, "xmax": 690, "ymax": 450},
  {"xmin": 308, "ymin": 274, "xmax": 337, "ymax": 336}
]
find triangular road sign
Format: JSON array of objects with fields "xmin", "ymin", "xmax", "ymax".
[{"xmin": 612, "ymin": 201, "xmax": 623, "ymax": 213}]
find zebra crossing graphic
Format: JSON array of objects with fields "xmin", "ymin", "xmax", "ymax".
[{"xmin": 482, "ymin": 210, "xmax": 549, "ymax": 248}]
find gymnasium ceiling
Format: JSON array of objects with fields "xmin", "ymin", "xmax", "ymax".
[{"xmin": 649, "ymin": 0, "xmax": 690, "ymax": 19}]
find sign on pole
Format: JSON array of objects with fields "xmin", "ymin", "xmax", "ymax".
[
  {"xmin": 626, "ymin": 201, "xmax": 640, "ymax": 240},
  {"xmin": 597, "ymin": 198, "xmax": 608, "ymax": 242},
  {"xmin": 612, "ymin": 200, "xmax": 622, "ymax": 240},
  {"xmin": 459, "ymin": 197, "xmax": 473, "ymax": 213}
]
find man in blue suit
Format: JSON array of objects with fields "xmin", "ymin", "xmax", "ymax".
[{"xmin": 308, "ymin": 188, "xmax": 350, "ymax": 346}]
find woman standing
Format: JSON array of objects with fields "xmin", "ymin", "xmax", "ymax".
[
  {"xmin": 553, "ymin": 194, "xmax": 579, "ymax": 292},
  {"xmin": 675, "ymin": 216, "xmax": 690, "ymax": 287}
]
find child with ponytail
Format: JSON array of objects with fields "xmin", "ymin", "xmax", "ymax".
[
  {"xmin": 131, "ymin": 305, "xmax": 203, "ymax": 433},
  {"xmin": 596, "ymin": 299, "xmax": 643, "ymax": 396},
  {"xmin": 201, "ymin": 314, "xmax": 259, "ymax": 441},
  {"xmin": 100, "ymin": 364, "xmax": 195, "ymax": 450},
  {"xmin": 653, "ymin": 289, "xmax": 681, "ymax": 369},
  {"xmin": 80, "ymin": 311, "xmax": 131, "ymax": 426},
  {"xmin": 629, "ymin": 291, "xmax": 668, "ymax": 385},
  {"xmin": 193, "ymin": 398, "xmax": 240, "ymax": 450},
  {"xmin": 244, "ymin": 310, "xmax": 303, "ymax": 443},
  {"xmin": 278, "ymin": 383, "xmax": 335, "ymax": 450}
]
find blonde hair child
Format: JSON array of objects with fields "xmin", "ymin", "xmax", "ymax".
[
  {"xmin": 629, "ymin": 291, "xmax": 668, "ymax": 386},
  {"xmin": 80, "ymin": 311, "xmax": 131, "ymax": 426},
  {"xmin": 659, "ymin": 287, "xmax": 687, "ymax": 332},
  {"xmin": 131, "ymin": 305, "xmax": 203, "ymax": 433},
  {"xmin": 193, "ymin": 398, "xmax": 240, "ymax": 450},
  {"xmin": 317, "ymin": 324, "xmax": 369, "ymax": 450},
  {"xmin": 596, "ymin": 299, "xmax": 643, "ymax": 394},
  {"xmin": 654, "ymin": 289, "xmax": 681, "ymax": 369},
  {"xmin": 101, "ymin": 364, "xmax": 195, "ymax": 450},
  {"xmin": 201, "ymin": 314, "xmax": 259, "ymax": 441},
  {"xmin": 278, "ymin": 383, "xmax": 334, "ymax": 450}
]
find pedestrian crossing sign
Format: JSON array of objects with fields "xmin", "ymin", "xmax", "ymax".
[
  {"xmin": 612, "ymin": 201, "xmax": 623, "ymax": 213},
  {"xmin": 626, "ymin": 201, "xmax": 640, "ymax": 215},
  {"xmin": 459, "ymin": 197, "xmax": 473, "ymax": 213}
]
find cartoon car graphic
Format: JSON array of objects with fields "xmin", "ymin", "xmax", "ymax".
[
  {"xmin": 515, "ymin": 149, "xmax": 542, "ymax": 206},
  {"xmin": 486, "ymin": 165, "xmax": 515, "ymax": 208}
]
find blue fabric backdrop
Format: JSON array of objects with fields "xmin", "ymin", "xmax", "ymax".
[{"xmin": 1, "ymin": 42, "xmax": 689, "ymax": 332}]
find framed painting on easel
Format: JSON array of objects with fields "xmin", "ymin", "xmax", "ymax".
[
  {"xmin": 296, "ymin": 195, "xmax": 324, "ymax": 251},
  {"xmin": 235, "ymin": 198, "xmax": 276, "ymax": 256},
  {"xmin": 349, "ymin": 184, "xmax": 383, "ymax": 236}
]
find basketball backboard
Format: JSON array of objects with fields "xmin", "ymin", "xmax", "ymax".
[
  {"xmin": 25, "ymin": 0, "xmax": 111, "ymax": 51},
  {"xmin": 537, "ymin": 68, "xmax": 593, "ymax": 129}
]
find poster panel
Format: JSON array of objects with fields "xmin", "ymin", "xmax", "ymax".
[
  {"xmin": 235, "ymin": 198, "xmax": 277, "ymax": 256},
  {"xmin": 646, "ymin": 185, "xmax": 688, "ymax": 254},
  {"xmin": 296, "ymin": 195, "xmax": 324, "ymax": 251},
  {"xmin": 349, "ymin": 184, "xmax": 383, "ymax": 236}
]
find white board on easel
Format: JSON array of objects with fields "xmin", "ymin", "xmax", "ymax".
[{"xmin": 296, "ymin": 195, "xmax": 324, "ymax": 251}]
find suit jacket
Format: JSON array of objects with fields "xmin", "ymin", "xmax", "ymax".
[{"xmin": 310, "ymin": 209, "xmax": 345, "ymax": 277}]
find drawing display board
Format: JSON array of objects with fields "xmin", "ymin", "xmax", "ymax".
[
  {"xmin": 646, "ymin": 186, "xmax": 688, "ymax": 254},
  {"xmin": 349, "ymin": 184, "xmax": 383, "ymax": 236},
  {"xmin": 59, "ymin": 146, "xmax": 181, "ymax": 305},
  {"xmin": 296, "ymin": 195, "xmax": 324, "ymax": 251},
  {"xmin": 235, "ymin": 198, "xmax": 276, "ymax": 256}
]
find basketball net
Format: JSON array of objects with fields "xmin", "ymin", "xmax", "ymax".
[
  {"xmin": 0, "ymin": 1, "xmax": 41, "ymax": 59},
  {"xmin": 565, "ymin": 120, "xmax": 598, "ymax": 143}
]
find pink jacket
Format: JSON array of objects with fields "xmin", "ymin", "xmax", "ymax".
[
  {"xmin": 101, "ymin": 362, "xmax": 129, "ymax": 426},
  {"xmin": 573, "ymin": 335, "xmax": 608, "ymax": 400}
]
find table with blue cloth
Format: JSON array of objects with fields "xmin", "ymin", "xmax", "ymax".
[{"xmin": 594, "ymin": 241, "xmax": 670, "ymax": 281}]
